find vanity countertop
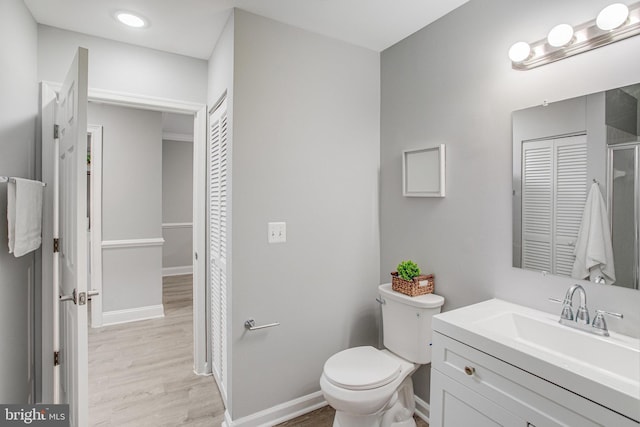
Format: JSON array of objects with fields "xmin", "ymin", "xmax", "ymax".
[{"xmin": 432, "ymin": 298, "xmax": 640, "ymax": 423}]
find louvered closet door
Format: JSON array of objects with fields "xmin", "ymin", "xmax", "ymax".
[
  {"xmin": 522, "ymin": 140, "xmax": 553, "ymax": 272},
  {"xmin": 521, "ymin": 135, "xmax": 587, "ymax": 276},
  {"xmin": 553, "ymin": 136, "xmax": 587, "ymax": 276},
  {"xmin": 209, "ymin": 99, "xmax": 228, "ymax": 401}
]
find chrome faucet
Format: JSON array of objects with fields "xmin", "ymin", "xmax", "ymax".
[
  {"xmin": 563, "ymin": 284, "xmax": 589, "ymax": 325},
  {"xmin": 550, "ymin": 284, "xmax": 623, "ymax": 337}
]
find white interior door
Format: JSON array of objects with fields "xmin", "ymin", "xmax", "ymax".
[
  {"xmin": 52, "ymin": 47, "xmax": 89, "ymax": 427},
  {"xmin": 209, "ymin": 98, "xmax": 229, "ymax": 403}
]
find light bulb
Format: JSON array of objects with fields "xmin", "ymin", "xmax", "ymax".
[
  {"xmin": 509, "ymin": 42, "xmax": 532, "ymax": 63},
  {"xmin": 547, "ymin": 24, "xmax": 574, "ymax": 47},
  {"xmin": 596, "ymin": 3, "xmax": 629, "ymax": 31}
]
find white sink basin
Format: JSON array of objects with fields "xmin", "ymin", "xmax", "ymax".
[
  {"xmin": 432, "ymin": 299, "xmax": 640, "ymax": 422},
  {"xmin": 475, "ymin": 310, "xmax": 640, "ymax": 385}
]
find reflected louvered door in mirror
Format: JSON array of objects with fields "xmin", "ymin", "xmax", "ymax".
[
  {"xmin": 522, "ymin": 135, "xmax": 587, "ymax": 276},
  {"xmin": 553, "ymin": 136, "xmax": 587, "ymax": 276},
  {"xmin": 209, "ymin": 98, "xmax": 228, "ymax": 402},
  {"xmin": 522, "ymin": 140, "xmax": 553, "ymax": 272}
]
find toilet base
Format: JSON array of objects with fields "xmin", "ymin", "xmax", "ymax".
[{"xmin": 331, "ymin": 377, "xmax": 417, "ymax": 427}]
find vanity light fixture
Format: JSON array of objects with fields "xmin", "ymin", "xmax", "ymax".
[
  {"xmin": 115, "ymin": 11, "xmax": 148, "ymax": 28},
  {"xmin": 510, "ymin": 1, "xmax": 640, "ymax": 70}
]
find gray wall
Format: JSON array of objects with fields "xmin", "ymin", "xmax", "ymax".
[
  {"xmin": 162, "ymin": 139, "xmax": 193, "ymax": 270},
  {"xmin": 0, "ymin": 0, "xmax": 38, "ymax": 403},
  {"xmin": 37, "ymin": 25, "xmax": 207, "ymax": 104},
  {"xmin": 88, "ymin": 103, "xmax": 163, "ymax": 312},
  {"xmin": 229, "ymin": 9, "xmax": 380, "ymax": 419},
  {"xmin": 381, "ymin": 0, "xmax": 640, "ymax": 404}
]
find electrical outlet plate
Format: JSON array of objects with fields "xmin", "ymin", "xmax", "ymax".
[{"xmin": 268, "ymin": 222, "xmax": 286, "ymax": 243}]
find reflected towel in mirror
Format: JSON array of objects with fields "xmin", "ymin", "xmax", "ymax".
[{"xmin": 572, "ymin": 182, "xmax": 616, "ymax": 285}]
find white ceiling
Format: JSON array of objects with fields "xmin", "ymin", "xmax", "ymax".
[{"xmin": 24, "ymin": 0, "xmax": 469, "ymax": 59}]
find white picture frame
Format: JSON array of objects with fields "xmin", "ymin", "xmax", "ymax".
[{"xmin": 402, "ymin": 144, "xmax": 446, "ymax": 197}]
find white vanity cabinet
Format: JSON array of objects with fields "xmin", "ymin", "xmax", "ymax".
[{"xmin": 430, "ymin": 331, "xmax": 638, "ymax": 427}]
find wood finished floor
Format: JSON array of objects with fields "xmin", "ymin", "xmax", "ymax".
[
  {"xmin": 276, "ymin": 406, "xmax": 429, "ymax": 427},
  {"xmin": 88, "ymin": 274, "xmax": 223, "ymax": 426},
  {"xmin": 88, "ymin": 274, "xmax": 428, "ymax": 427}
]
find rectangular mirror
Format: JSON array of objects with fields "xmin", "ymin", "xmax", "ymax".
[{"xmin": 512, "ymin": 83, "xmax": 639, "ymax": 290}]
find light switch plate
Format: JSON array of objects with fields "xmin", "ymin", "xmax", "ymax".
[{"xmin": 268, "ymin": 222, "xmax": 286, "ymax": 243}]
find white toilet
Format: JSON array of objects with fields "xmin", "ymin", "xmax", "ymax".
[{"xmin": 320, "ymin": 283, "xmax": 444, "ymax": 427}]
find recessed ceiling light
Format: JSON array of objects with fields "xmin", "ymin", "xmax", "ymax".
[{"xmin": 115, "ymin": 11, "xmax": 148, "ymax": 28}]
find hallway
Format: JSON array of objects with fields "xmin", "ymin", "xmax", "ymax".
[{"xmin": 88, "ymin": 275, "xmax": 223, "ymax": 426}]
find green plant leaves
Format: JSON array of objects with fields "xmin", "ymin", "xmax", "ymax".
[{"xmin": 397, "ymin": 260, "xmax": 420, "ymax": 281}]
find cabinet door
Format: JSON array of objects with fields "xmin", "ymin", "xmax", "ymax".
[{"xmin": 431, "ymin": 369, "xmax": 526, "ymax": 427}]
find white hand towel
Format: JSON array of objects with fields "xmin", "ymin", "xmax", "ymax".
[
  {"xmin": 572, "ymin": 182, "xmax": 616, "ymax": 285},
  {"xmin": 7, "ymin": 178, "xmax": 44, "ymax": 257}
]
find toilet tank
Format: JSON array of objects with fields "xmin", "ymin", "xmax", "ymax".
[{"xmin": 378, "ymin": 283, "xmax": 445, "ymax": 364}]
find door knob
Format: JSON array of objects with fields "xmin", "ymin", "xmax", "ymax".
[{"xmin": 60, "ymin": 289, "xmax": 77, "ymax": 304}]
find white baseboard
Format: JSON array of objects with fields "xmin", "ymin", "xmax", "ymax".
[
  {"xmin": 222, "ymin": 391, "xmax": 327, "ymax": 427},
  {"xmin": 162, "ymin": 265, "xmax": 193, "ymax": 276},
  {"xmin": 220, "ymin": 392, "xmax": 428, "ymax": 427},
  {"xmin": 102, "ymin": 304, "xmax": 165, "ymax": 326},
  {"xmin": 414, "ymin": 395, "xmax": 430, "ymax": 424}
]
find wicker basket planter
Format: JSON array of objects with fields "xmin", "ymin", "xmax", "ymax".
[{"xmin": 391, "ymin": 272, "xmax": 434, "ymax": 297}]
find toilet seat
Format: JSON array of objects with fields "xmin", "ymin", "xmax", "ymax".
[{"xmin": 323, "ymin": 346, "xmax": 401, "ymax": 391}]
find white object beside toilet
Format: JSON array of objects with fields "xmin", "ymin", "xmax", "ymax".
[{"xmin": 320, "ymin": 283, "xmax": 445, "ymax": 427}]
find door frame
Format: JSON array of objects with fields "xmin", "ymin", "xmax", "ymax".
[
  {"xmin": 87, "ymin": 125, "xmax": 103, "ymax": 328},
  {"xmin": 40, "ymin": 83, "xmax": 209, "ymax": 403}
]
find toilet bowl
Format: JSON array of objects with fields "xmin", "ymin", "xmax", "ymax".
[
  {"xmin": 320, "ymin": 284, "xmax": 444, "ymax": 427},
  {"xmin": 320, "ymin": 347, "xmax": 417, "ymax": 426}
]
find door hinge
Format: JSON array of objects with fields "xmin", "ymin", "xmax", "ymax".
[
  {"xmin": 53, "ymin": 124, "xmax": 59, "ymax": 139},
  {"xmin": 53, "ymin": 238, "xmax": 60, "ymax": 253},
  {"xmin": 54, "ymin": 351, "xmax": 60, "ymax": 366}
]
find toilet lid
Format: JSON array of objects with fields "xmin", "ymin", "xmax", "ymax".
[{"xmin": 323, "ymin": 346, "xmax": 401, "ymax": 391}]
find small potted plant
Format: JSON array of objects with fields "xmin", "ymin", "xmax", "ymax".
[{"xmin": 391, "ymin": 260, "xmax": 434, "ymax": 297}]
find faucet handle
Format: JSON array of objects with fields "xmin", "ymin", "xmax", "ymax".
[
  {"xmin": 549, "ymin": 297, "xmax": 574, "ymax": 321},
  {"xmin": 592, "ymin": 309, "xmax": 623, "ymax": 335}
]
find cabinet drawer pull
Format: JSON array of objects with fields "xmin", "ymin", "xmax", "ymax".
[{"xmin": 464, "ymin": 366, "xmax": 476, "ymax": 376}]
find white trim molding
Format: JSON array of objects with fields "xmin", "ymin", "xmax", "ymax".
[
  {"xmin": 162, "ymin": 266, "xmax": 193, "ymax": 277},
  {"xmin": 163, "ymin": 132, "xmax": 193, "ymax": 142},
  {"xmin": 42, "ymin": 81, "xmax": 203, "ymax": 114},
  {"xmin": 102, "ymin": 304, "xmax": 165, "ymax": 326},
  {"xmin": 222, "ymin": 392, "xmax": 327, "ymax": 427},
  {"xmin": 162, "ymin": 222, "xmax": 193, "ymax": 229},
  {"xmin": 102, "ymin": 238, "xmax": 165, "ymax": 249},
  {"xmin": 414, "ymin": 395, "xmax": 430, "ymax": 424}
]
